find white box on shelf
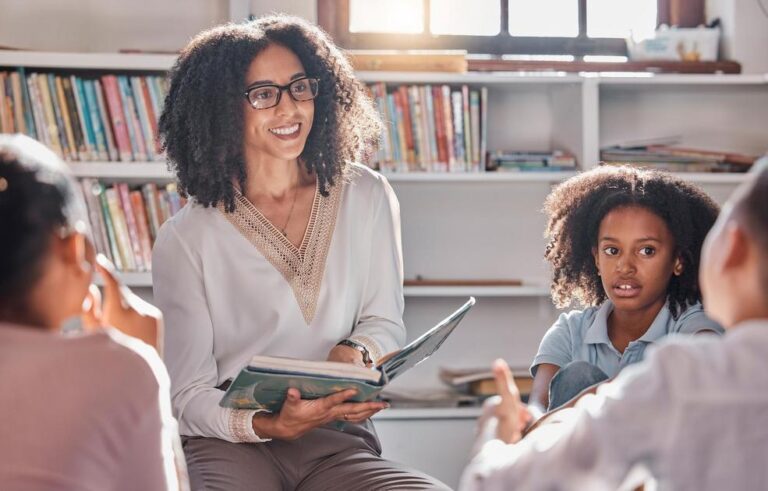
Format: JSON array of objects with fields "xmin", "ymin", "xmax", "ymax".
[{"xmin": 628, "ymin": 26, "xmax": 720, "ymax": 62}]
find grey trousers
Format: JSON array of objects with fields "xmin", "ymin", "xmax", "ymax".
[{"xmin": 182, "ymin": 420, "xmax": 451, "ymax": 491}]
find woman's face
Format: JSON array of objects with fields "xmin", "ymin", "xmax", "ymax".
[
  {"xmin": 593, "ymin": 205, "xmax": 681, "ymax": 315},
  {"xmin": 242, "ymin": 44, "xmax": 315, "ymax": 164}
]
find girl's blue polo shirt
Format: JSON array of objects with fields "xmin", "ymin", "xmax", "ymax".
[{"xmin": 531, "ymin": 300, "xmax": 723, "ymax": 377}]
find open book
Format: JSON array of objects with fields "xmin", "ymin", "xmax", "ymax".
[{"xmin": 219, "ymin": 297, "xmax": 476, "ymax": 412}]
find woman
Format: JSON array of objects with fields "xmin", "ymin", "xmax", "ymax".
[
  {"xmin": 154, "ymin": 14, "xmax": 448, "ymax": 490},
  {"xmin": 0, "ymin": 134, "xmax": 185, "ymax": 490}
]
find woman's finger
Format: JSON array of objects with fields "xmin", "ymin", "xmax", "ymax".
[
  {"xmin": 81, "ymin": 284, "xmax": 102, "ymax": 330},
  {"xmin": 320, "ymin": 389, "xmax": 358, "ymax": 408}
]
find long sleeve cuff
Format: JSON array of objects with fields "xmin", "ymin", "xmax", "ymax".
[
  {"xmin": 348, "ymin": 334, "xmax": 385, "ymax": 364},
  {"xmin": 226, "ymin": 408, "xmax": 272, "ymax": 443}
]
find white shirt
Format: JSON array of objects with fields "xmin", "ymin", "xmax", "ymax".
[
  {"xmin": 460, "ymin": 320, "xmax": 768, "ymax": 491},
  {"xmin": 152, "ymin": 164, "xmax": 405, "ymax": 443}
]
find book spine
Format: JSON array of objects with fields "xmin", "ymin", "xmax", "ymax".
[
  {"xmin": 79, "ymin": 178, "xmax": 113, "ymax": 263},
  {"xmin": 26, "ymin": 74, "xmax": 49, "ymax": 147},
  {"xmin": 16, "ymin": 69, "xmax": 37, "ymax": 139},
  {"xmin": 441, "ymin": 85, "xmax": 455, "ymax": 171},
  {"xmin": 101, "ymin": 75, "xmax": 132, "ymax": 161},
  {"xmin": 480, "ymin": 87, "xmax": 488, "ymax": 171},
  {"xmin": 451, "ymin": 90, "xmax": 465, "ymax": 171},
  {"xmin": 94, "ymin": 79, "xmax": 118, "ymax": 161},
  {"xmin": 37, "ymin": 74, "xmax": 64, "ymax": 158},
  {"xmin": 83, "ymin": 80, "xmax": 108, "ymax": 161},
  {"xmin": 99, "ymin": 186, "xmax": 125, "ymax": 271},
  {"xmin": 117, "ymin": 76, "xmax": 147, "ymax": 161},
  {"xmin": 462, "ymin": 85, "xmax": 472, "ymax": 170},
  {"xmin": 130, "ymin": 76, "xmax": 155, "ymax": 160},
  {"xmin": 74, "ymin": 77, "xmax": 98, "ymax": 161},
  {"xmin": 141, "ymin": 183, "xmax": 161, "ymax": 240},
  {"xmin": 47, "ymin": 74, "xmax": 72, "ymax": 160},
  {"xmin": 61, "ymin": 77, "xmax": 85, "ymax": 159},
  {"xmin": 396, "ymin": 86, "xmax": 415, "ymax": 168},
  {"xmin": 130, "ymin": 190, "xmax": 154, "ymax": 269},
  {"xmin": 431, "ymin": 85, "xmax": 447, "ymax": 172},
  {"xmin": 9, "ymin": 72, "xmax": 26, "ymax": 134},
  {"xmin": 54, "ymin": 76, "xmax": 77, "ymax": 161},
  {"xmin": 139, "ymin": 77, "xmax": 160, "ymax": 157},
  {"xmin": 116, "ymin": 183, "xmax": 146, "ymax": 271},
  {"xmin": 105, "ymin": 186, "xmax": 136, "ymax": 271},
  {"xmin": 470, "ymin": 89, "xmax": 481, "ymax": 171}
]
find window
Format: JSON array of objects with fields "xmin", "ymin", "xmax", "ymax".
[{"xmin": 319, "ymin": 0, "xmax": 659, "ymax": 57}]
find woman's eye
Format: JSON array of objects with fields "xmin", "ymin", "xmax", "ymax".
[
  {"xmin": 292, "ymin": 82, "xmax": 307, "ymax": 93},
  {"xmin": 252, "ymin": 88, "xmax": 274, "ymax": 100},
  {"xmin": 603, "ymin": 247, "xmax": 619, "ymax": 256},
  {"xmin": 639, "ymin": 246, "xmax": 656, "ymax": 256}
]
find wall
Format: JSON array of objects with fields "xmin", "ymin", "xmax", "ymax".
[{"xmin": 708, "ymin": 0, "xmax": 768, "ymax": 73}]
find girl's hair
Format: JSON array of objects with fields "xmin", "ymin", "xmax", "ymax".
[
  {"xmin": 158, "ymin": 14, "xmax": 383, "ymax": 211},
  {"xmin": 543, "ymin": 166, "xmax": 720, "ymax": 317},
  {"xmin": 0, "ymin": 134, "xmax": 89, "ymax": 306}
]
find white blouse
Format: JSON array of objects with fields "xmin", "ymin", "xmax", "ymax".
[{"xmin": 152, "ymin": 164, "xmax": 405, "ymax": 443}]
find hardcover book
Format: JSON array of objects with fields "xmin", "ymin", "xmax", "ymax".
[{"xmin": 220, "ymin": 297, "xmax": 476, "ymax": 412}]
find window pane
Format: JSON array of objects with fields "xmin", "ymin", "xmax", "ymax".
[
  {"xmin": 587, "ymin": 0, "xmax": 656, "ymax": 39},
  {"xmin": 430, "ymin": 0, "xmax": 500, "ymax": 36},
  {"xmin": 508, "ymin": 0, "xmax": 578, "ymax": 37},
  {"xmin": 349, "ymin": 0, "xmax": 424, "ymax": 34}
]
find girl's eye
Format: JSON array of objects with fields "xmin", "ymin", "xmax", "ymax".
[
  {"xmin": 603, "ymin": 246, "xmax": 619, "ymax": 256},
  {"xmin": 639, "ymin": 246, "xmax": 656, "ymax": 256}
]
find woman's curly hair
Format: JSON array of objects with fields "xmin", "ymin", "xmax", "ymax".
[
  {"xmin": 158, "ymin": 15, "xmax": 382, "ymax": 211},
  {"xmin": 543, "ymin": 166, "xmax": 720, "ymax": 317}
]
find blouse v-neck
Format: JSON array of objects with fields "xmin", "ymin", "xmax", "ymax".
[{"xmin": 218, "ymin": 181, "xmax": 342, "ymax": 324}]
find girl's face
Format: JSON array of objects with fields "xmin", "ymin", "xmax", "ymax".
[
  {"xmin": 242, "ymin": 43, "xmax": 315, "ymax": 165},
  {"xmin": 593, "ymin": 205, "xmax": 682, "ymax": 314}
]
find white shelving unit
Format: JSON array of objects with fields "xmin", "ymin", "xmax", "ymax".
[{"xmin": 4, "ymin": 49, "xmax": 765, "ymax": 490}]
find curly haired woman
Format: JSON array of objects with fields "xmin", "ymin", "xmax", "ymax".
[
  {"xmin": 527, "ymin": 166, "xmax": 724, "ymax": 416},
  {"xmin": 153, "ymin": 15, "xmax": 449, "ymax": 490}
]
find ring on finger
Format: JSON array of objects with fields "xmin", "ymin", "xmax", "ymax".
[{"xmin": 343, "ymin": 413, "xmax": 350, "ymax": 421}]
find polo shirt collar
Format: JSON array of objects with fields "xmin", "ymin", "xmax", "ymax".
[{"xmin": 583, "ymin": 300, "xmax": 672, "ymax": 345}]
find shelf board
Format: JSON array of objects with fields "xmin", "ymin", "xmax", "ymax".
[
  {"xmin": 357, "ymin": 70, "xmax": 583, "ymax": 85},
  {"xmin": 384, "ymin": 172, "xmax": 577, "ymax": 183},
  {"xmin": 596, "ymin": 73, "xmax": 768, "ymax": 86},
  {"xmin": 69, "ymin": 162, "xmax": 173, "ymax": 179},
  {"xmin": 404, "ymin": 285, "xmax": 549, "ymax": 297},
  {"xmin": 372, "ymin": 406, "xmax": 482, "ymax": 420},
  {"xmin": 0, "ymin": 50, "xmax": 175, "ymax": 71},
  {"xmin": 672, "ymin": 172, "xmax": 752, "ymax": 184}
]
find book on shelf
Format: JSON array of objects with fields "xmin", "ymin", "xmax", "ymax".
[
  {"xmin": 347, "ymin": 50, "xmax": 468, "ymax": 73},
  {"xmin": 486, "ymin": 150, "xmax": 577, "ymax": 173},
  {"xmin": 439, "ymin": 366, "xmax": 534, "ymax": 400},
  {"xmin": 79, "ymin": 179, "xmax": 184, "ymax": 272},
  {"xmin": 0, "ymin": 67, "xmax": 167, "ymax": 162},
  {"xmin": 368, "ymin": 81, "xmax": 487, "ymax": 173},
  {"xmin": 600, "ymin": 144, "xmax": 756, "ymax": 173},
  {"xmin": 219, "ymin": 297, "xmax": 476, "ymax": 412},
  {"xmin": 378, "ymin": 387, "xmax": 480, "ymax": 408}
]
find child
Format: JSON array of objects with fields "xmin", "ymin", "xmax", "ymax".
[
  {"xmin": 460, "ymin": 166, "xmax": 768, "ymax": 491},
  {"xmin": 0, "ymin": 134, "xmax": 186, "ymax": 490},
  {"xmin": 530, "ymin": 166, "xmax": 722, "ymax": 414}
]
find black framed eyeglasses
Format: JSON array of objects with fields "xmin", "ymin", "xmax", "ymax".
[{"xmin": 244, "ymin": 77, "xmax": 320, "ymax": 110}]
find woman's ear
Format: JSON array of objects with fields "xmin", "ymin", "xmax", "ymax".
[{"xmin": 59, "ymin": 229, "xmax": 93, "ymax": 276}]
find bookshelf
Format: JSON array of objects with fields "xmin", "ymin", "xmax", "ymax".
[{"xmin": 2, "ymin": 49, "xmax": 765, "ymax": 388}]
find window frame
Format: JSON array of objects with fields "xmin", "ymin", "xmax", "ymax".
[{"xmin": 318, "ymin": 0, "xmax": 630, "ymax": 57}]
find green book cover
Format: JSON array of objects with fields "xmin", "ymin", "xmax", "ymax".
[{"xmin": 220, "ymin": 297, "xmax": 475, "ymax": 412}]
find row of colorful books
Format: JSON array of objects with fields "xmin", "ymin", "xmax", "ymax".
[
  {"xmin": 368, "ymin": 83, "xmax": 487, "ymax": 173},
  {"xmin": 0, "ymin": 69, "xmax": 168, "ymax": 163},
  {"xmin": 79, "ymin": 178, "xmax": 184, "ymax": 273}
]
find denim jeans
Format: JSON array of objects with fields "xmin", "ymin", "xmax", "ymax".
[{"xmin": 548, "ymin": 361, "xmax": 609, "ymax": 411}]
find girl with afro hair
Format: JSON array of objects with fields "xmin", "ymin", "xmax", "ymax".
[
  {"xmin": 528, "ymin": 166, "xmax": 723, "ymax": 417},
  {"xmin": 152, "ymin": 14, "xmax": 449, "ymax": 490}
]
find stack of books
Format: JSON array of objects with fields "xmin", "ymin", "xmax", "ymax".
[
  {"xmin": 600, "ymin": 145, "xmax": 756, "ymax": 173},
  {"xmin": 487, "ymin": 150, "xmax": 577, "ymax": 173},
  {"xmin": 439, "ymin": 366, "xmax": 534, "ymax": 403}
]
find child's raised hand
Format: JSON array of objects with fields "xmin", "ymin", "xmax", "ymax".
[
  {"xmin": 492, "ymin": 358, "xmax": 532, "ymax": 444},
  {"xmin": 84, "ymin": 254, "xmax": 164, "ymax": 354}
]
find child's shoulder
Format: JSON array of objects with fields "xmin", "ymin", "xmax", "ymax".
[
  {"xmin": 554, "ymin": 304, "xmax": 604, "ymax": 333},
  {"xmin": 672, "ymin": 302, "xmax": 724, "ymax": 335}
]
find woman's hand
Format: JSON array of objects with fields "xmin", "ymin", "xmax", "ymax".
[
  {"xmin": 327, "ymin": 344, "xmax": 367, "ymax": 367},
  {"xmin": 82, "ymin": 254, "xmax": 163, "ymax": 354},
  {"xmin": 492, "ymin": 358, "xmax": 532, "ymax": 444},
  {"xmin": 253, "ymin": 388, "xmax": 389, "ymax": 440}
]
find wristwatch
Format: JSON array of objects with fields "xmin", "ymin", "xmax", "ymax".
[{"xmin": 336, "ymin": 339, "xmax": 373, "ymax": 365}]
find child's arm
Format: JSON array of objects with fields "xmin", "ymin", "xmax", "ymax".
[{"xmin": 528, "ymin": 363, "xmax": 559, "ymax": 417}]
